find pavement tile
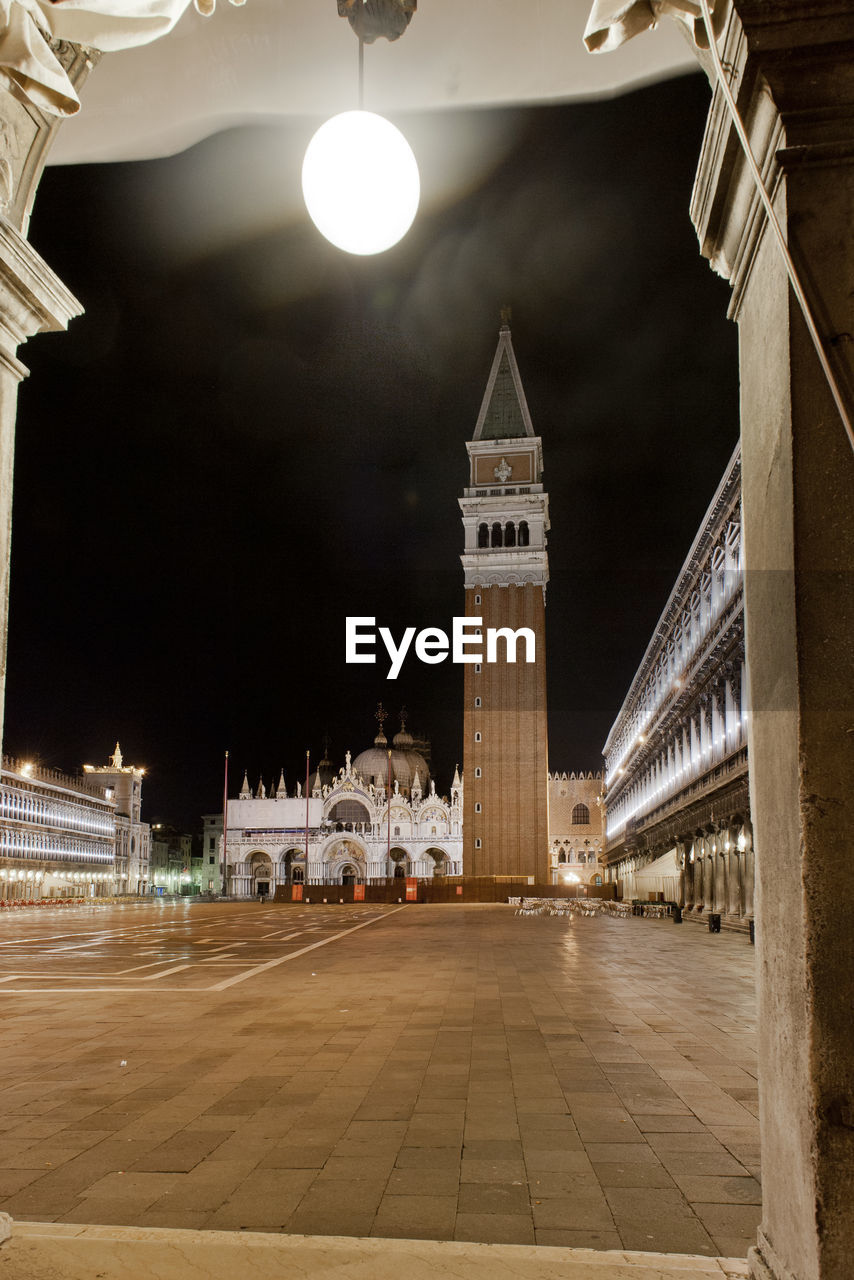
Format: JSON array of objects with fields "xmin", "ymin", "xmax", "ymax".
[
  {"xmin": 457, "ymin": 1181, "xmax": 530, "ymax": 1214},
  {"xmin": 531, "ymin": 1193, "xmax": 615, "ymax": 1231},
  {"xmin": 674, "ymin": 1174, "xmax": 762, "ymax": 1204},
  {"xmin": 455, "ymin": 1212, "xmax": 535, "ymax": 1244},
  {"xmin": 386, "ymin": 1167, "xmax": 459, "ymax": 1196},
  {"xmin": 535, "ymin": 1227, "xmax": 624, "ymax": 1248},
  {"xmin": 372, "ymin": 1193, "xmax": 457, "ymax": 1239}
]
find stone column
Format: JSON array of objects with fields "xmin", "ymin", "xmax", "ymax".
[
  {"xmin": 691, "ymin": 4, "xmax": 854, "ymax": 1276},
  {"xmin": 0, "ymin": 46, "xmax": 95, "ymax": 750},
  {"xmin": 682, "ymin": 841, "xmax": 695, "ymax": 911},
  {"xmin": 0, "ymin": 226, "xmax": 82, "ymax": 744}
]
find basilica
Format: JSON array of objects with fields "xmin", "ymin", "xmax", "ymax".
[{"xmin": 223, "ymin": 711, "xmax": 463, "ymax": 898}]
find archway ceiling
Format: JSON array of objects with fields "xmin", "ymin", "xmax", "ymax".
[{"xmin": 50, "ymin": 0, "xmax": 694, "ymax": 165}]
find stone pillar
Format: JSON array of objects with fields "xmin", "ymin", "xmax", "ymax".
[
  {"xmin": 683, "ymin": 842, "xmax": 695, "ymax": 911},
  {"xmin": 0, "ymin": 225, "xmax": 82, "ymax": 744},
  {"xmin": 0, "ymin": 46, "xmax": 95, "ymax": 750},
  {"xmin": 691, "ymin": 4, "xmax": 854, "ymax": 1275}
]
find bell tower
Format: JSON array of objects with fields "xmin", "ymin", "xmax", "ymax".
[{"xmin": 459, "ymin": 320, "xmax": 549, "ymax": 882}]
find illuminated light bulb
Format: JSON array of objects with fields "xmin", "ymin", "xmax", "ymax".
[{"xmin": 302, "ymin": 110, "xmax": 420, "ymax": 255}]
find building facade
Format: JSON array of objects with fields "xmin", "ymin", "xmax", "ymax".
[
  {"xmin": 83, "ymin": 743, "xmax": 150, "ymax": 894},
  {"xmin": 460, "ymin": 322, "xmax": 550, "ymax": 882},
  {"xmin": 548, "ymin": 771, "xmax": 605, "ymax": 886},
  {"xmin": 149, "ymin": 824, "xmax": 194, "ymax": 895},
  {"xmin": 223, "ymin": 717, "xmax": 462, "ymax": 897},
  {"xmin": 0, "ymin": 756, "xmax": 115, "ymax": 900},
  {"xmin": 601, "ymin": 446, "xmax": 753, "ymax": 927}
]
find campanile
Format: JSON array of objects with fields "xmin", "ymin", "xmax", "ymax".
[{"xmin": 459, "ymin": 321, "xmax": 549, "ymax": 882}]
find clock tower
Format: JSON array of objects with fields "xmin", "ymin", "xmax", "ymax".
[{"xmin": 459, "ymin": 321, "xmax": 550, "ymax": 882}]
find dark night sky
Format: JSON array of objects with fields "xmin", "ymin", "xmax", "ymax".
[{"xmin": 4, "ymin": 71, "xmax": 739, "ymax": 827}]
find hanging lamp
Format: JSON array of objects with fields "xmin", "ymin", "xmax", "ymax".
[{"xmin": 302, "ymin": 1, "xmax": 420, "ymax": 256}]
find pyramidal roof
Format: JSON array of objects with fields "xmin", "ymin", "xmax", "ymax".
[{"xmin": 473, "ymin": 324, "xmax": 535, "ymax": 441}]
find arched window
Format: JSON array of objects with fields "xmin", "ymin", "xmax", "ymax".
[
  {"xmin": 394, "ymin": 826, "xmax": 400, "ymax": 836},
  {"xmin": 330, "ymin": 799, "xmax": 371, "ymax": 824},
  {"xmin": 505, "ymin": 521, "xmax": 516, "ymax": 547},
  {"xmin": 491, "ymin": 522, "xmax": 503, "ymax": 548},
  {"xmin": 572, "ymin": 803, "xmax": 590, "ymax": 825},
  {"xmin": 558, "ymin": 852, "xmax": 566, "ymax": 864},
  {"xmin": 518, "ymin": 521, "xmax": 530, "ymax": 546},
  {"xmin": 478, "ymin": 523, "xmax": 489, "ymax": 548},
  {"xmin": 594, "ymin": 875, "xmax": 602, "ymax": 886},
  {"xmin": 293, "ymin": 867, "xmax": 304, "ymax": 884}
]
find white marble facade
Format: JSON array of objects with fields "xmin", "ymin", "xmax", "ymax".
[{"xmin": 225, "ymin": 748, "xmax": 462, "ymax": 898}]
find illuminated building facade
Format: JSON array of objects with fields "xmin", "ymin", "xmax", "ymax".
[
  {"xmin": 223, "ymin": 718, "xmax": 462, "ymax": 897},
  {"xmin": 601, "ymin": 446, "xmax": 753, "ymax": 926},
  {"xmin": 548, "ymin": 771, "xmax": 605, "ymax": 887},
  {"xmin": 83, "ymin": 743, "xmax": 150, "ymax": 894},
  {"xmin": 0, "ymin": 756, "xmax": 115, "ymax": 900}
]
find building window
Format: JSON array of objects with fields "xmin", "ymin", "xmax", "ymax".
[
  {"xmin": 594, "ymin": 875, "xmax": 602, "ymax": 885},
  {"xmin": 505, "ymin": 521, "xmax": 516, "ymax": 547},
  {"xmin": 572, "ymin": 803, "xmax": 590, "ymax": 825},
  {"xmin": 475, "ymin": 697, "xmax": 481, "ymax": 708},
  {"xmin": 474, "ymin": 838, "xmax": 482, "ymax": 849},
  {"xmin": 491, "ymin": 522, "xmax": 503, "ymax": 548},
  {"xmin": 475, "ymin": 802, "xmax": 482, "ymax": 813},
  {"xmin": 518, "ymin": 520, "xmax": 530, "ymax": 546},
  {"xmin": 558, "ymin": 852, "xmax": 566, "ymax": 863},
  {"xmin": 208, "ymin": 836, "xmax": 215, "ymax": 851},
  {"xmin": 474, "ymin": 732, "xmax": 481, "ymax": 742},
  {"xmin": 209, "ymin": 856, "xmax": 215, "ymax": 864},
  {"xmin": 474, "ymin": 768, "xmax": 482, "ymax": 779},
  {"xmin": 474, "ymin": 594, "xmax": 481, "ymax": 605},
  {"xmin": 394, "ymin": 826, "xmax": 400, "ymax": 836},
  {"xmin": 474, "ymin": 663, "xmax": 482, "ymax": 674},
  {"xmin": 477, "ymin": 524, "xmax": 489, "ymax": 548}
]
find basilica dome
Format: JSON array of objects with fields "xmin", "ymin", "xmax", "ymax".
[{"xmin": 353, "ymin": 724, "xmax": 430, "ymax": 797}]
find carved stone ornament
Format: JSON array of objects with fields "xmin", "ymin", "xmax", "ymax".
[
  {"xmin": 494, "ymin": 457, "xmax": 513, "ymax": 482},
  {"xmin": 338, "ymin": 0, "xmax": 416, "ymax": 43}
]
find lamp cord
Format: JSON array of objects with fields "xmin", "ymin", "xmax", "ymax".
[
  {"xmin": 699, "ymin": 0, "xmax": 854, "ymax": 456},
  {"xmin": 358, "ymin": 36, "xmax": 365, "ymax": 109}
]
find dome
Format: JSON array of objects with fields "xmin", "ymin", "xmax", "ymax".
[{"xmin": 352, "ymin": 728, "xmax": 430, "ymax": 796}]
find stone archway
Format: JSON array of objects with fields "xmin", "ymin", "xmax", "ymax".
[
  {"xmin": 425, "ymin": 847, "xmax": 450, "ymax": 876},
  {"xmin": 249, "ymin": 850, "xmax": 273, "ymax": 897},
  {"xmin": 322, "ymin": 837, "xmax": 367, "ymax": 885},
  {"xmin": 390, "ymin": 846, "xmax": 409, "ymax": 879},
  {"xmin": 280, "ymin": 848, "xmax": 305, "ymax": 885}
]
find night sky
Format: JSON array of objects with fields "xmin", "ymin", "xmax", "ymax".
[{"xmin": 5, "ymin": 71, "xmax": 739, "ymax": 828}]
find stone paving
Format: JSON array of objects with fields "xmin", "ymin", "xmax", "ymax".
[{"xmin": 0, "ymin": 902, "xmax": 760, "ymax": 1255}]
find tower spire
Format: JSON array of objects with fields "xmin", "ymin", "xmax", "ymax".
[{"xmin": 473, "ymin": 320, "xmax": 535, "ymax": 442}]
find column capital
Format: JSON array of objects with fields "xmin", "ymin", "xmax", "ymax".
[{"xmin": 0, "ymin": 220, "xmax": 82, "ymax": 380}]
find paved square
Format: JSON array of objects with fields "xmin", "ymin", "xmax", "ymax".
[{"xmin": 0, "ymin": 902, "xmax": 760, "ymax": 1254}]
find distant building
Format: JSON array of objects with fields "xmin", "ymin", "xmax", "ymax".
[
  {"xmin": 601, "ymin": 446, "xmax": 753, "ymax": 928},
  {"xmin": 548, "ymin": 771, "xmax": 605, "ymax": 886},
  {"xmin": 0, "ymin": 756, "xmax": 115, "ymax": 900},
  {"xmin": 149, "ymin": 824, "xmax": 193, "ymax": 895},
  {"xmin": 201, "ymin": 813, "xmax": 223, "ymax": 893},
  {"xmin": 83, "ymin": 743, "xmax": 150, "ymax": 894},
  {"xmin": 221, "ymin": 713, "xmax": 462, "ymax": 897}
]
